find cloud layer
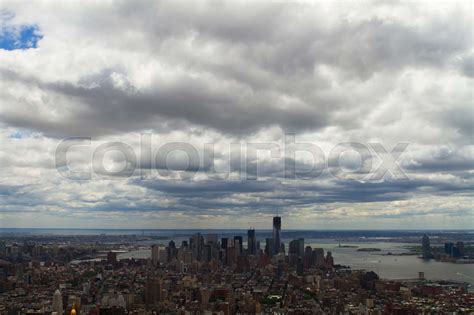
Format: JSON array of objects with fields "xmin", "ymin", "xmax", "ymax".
[{"xmin": 0, "ymin": 1, "xmax": 472, "ymax": 228}]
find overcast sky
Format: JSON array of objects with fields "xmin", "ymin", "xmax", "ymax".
[{"xmin": 0, "ymin": 0, "xmax": 472, "ymax": 229}]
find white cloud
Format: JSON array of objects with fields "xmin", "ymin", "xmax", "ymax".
[{"xmin": 0, "ymin": 0, "xmax": 472, "ymax": 228}]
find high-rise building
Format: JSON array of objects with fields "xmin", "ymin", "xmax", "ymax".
[
  {"xmin": 198, "ymin": 288, "xmax": 210, "ymax": 308},
  {"xmin": 421, "ymin": 234, "xmax": 432, "ymax": 258},
  {"xmin": 297, "ymin": 238, "xmax": 304, "ymax": 257},
  {"xmin": 0, "ymin": 241, "xmax": 6, "ymax": 256},
  {"xmin": 159, "ymin": 248, "xmax": 168, "ymax": 264},
  {"xmin": 168, "ymin": 240, "xmax": 176, "ymax": 261},
  {"xmin": 265, "ymin": 238, "xmax": 274, "ymax": 256},
  {"xmin": 272, "ymin": 216, "xmax": 281, "ymax": 255},
  {"xmin": 203, "ymin": 244, "xmax": 212, "ymax": 262},
  {"xmin": 444, "ymin": 242, "xmax": 454, "ymax": 256},
  {"xmin": 52, "ymin": 289, "xmax": 63, "ymax": 314},
  {"xmin": 227, "ymin": 245, "xmax": 237, "ymax": 267},
  {"xmin": 444, "ymin": 242, "xmax": 462, "ymax": 258},
  {"xmin": 296, "ymin": 257, "xmax": 304, "ymax": 276},
  {"xmin": 221, "ymin": 237, "xmax": 228, "ymax": 264},
  {"xmin": 289, "ymin": 238, "xmax": 304, "ymax": 267},
  {"xmin": 314, "ymin": 248, "xmax": 325, "ymax": 267},
  {"xmin": 456, "ymin": 241, "xmax": 465, "ymax": 257},
  {"xmin": 107, "ymin": 251, "xmax": 117, "ymax": 265},
  {"xmin": 145, "ymin": 279, "xmax": 161, "ymax": 305},
  {"xmin": 304, "ymin": 246, "xmax": 314, "ymax": 268},
  {"xmin": 325, "ymin": 251, "xmax": 334, "ymax": 267},
  {"xmin": 288, "ymin": 238, "xmax": 303, "ymax": 256},
  {"xmin": 206, "ymin": 234, "xmax": 218, "ymax": 245},
  {"xmin": 191, "ymin": 233, "xmax": 204, "ymax": 261},
  {"xmin": 151, "ymin": 245, "xmax": 159, "ymax": 266},
  {"xmin": 234, "ymin": 236, "xmax": 243, "ymax": 254},
  {"xmin": 289, "ymin": 239, "xmax": 300, "ymax": 267},
  {"xmin": 247, "ymin": 229, "xmax": 256, "ymax": 255},
  {"xmin": 221, "ymin": 237, "xmax": 228, "ymax": 249}
]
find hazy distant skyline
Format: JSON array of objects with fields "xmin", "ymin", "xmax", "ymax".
[{"xmin": 0, "ymin": 1, "xmax": 472, "ymax": 229}]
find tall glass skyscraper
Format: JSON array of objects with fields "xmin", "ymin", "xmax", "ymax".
[
  {"xmin": 273, "ymin": 216, "xmax": 281, "ymax": 254},
  {"xmin": 421, "ymin": 234, "xmax": 432, "ymax": 258},
  {"xmin": 247, "ymin": 229, "xmax": 256, "ymax": 255}
]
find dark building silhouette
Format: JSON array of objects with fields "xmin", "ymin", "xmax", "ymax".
[
  {"xmin": 265, "ymin": 238, "xmax": 274, "ymax": 256},
  {"xmin": 234, "ymin": 236, "xmax": 243, "ymax": 254},
  {"xmin": 296, "ymin": 257, "xmax": 304, "ymax": 276},
  {"xmin": 190, "ymin": 233, "xmax": 204, "ymax": 261},
  {"xmin": 456, "ymin": 241, "xmax": 465, "ymax": 257},
  {"xmin": 107, "ymin": 251, "xmax": 117, "ymax": 265},
  {"xmin": 247, "ymin": 229, "xmax": 256, "ymax": 255},
  {"xmin": 304, "ymin": 246, "xmax": 314, "ymax": 268},
  {"xmin": 314, "ymin": 248, "xmax": 325, "ymax": 267},
  {"xmin": 445, "ymin": 243, "xmax": 455, "ymax": 256},
  {"xmin": 272, "ymin": 216, "xmax": 281, "ymax": 255},
  {"xmin": 421, "ymin": 234, "xmax": 432, "ymax": 258},
  {"xmin": 445, "ymin": 242, "xmax": 463, "ymax": 258},
  {"xmin": 145, "ymin": 279, "xmax": 161, "ymax": 305},
  {"xmin": 289, "ymin": 238, "xmax": 304, "ymax": 267},
  {"xmin": 325, "ymin": 251, "xmax": 334, "ymax": 267},
  {"xmin": 221, "ymin": 238, "xmax": 228, "ymax": 250},
  {"xmin": 168, "ymin": 240, "xmax": 176, "ymax": 261}
]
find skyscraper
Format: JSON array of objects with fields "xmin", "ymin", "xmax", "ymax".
[
  {"xmin": 325, "ymin": 251, "xmax": 334, "ymax": 267},
  {"xmin": 221, "ymin": 237, "xmax": 228, "ymax": 264},
  {"xmin": 206, "ymin": 234, "xmax": 218, "ymax": 245},
  {"xmin": 272, "ymin": 216, "xmax": 281, "ymax": 255},
  {"xmin": 168, "ymin": 240, "xmax": 176, "ymax": 261},
  {"xmin": 145, "ymin": 279, "xmax": 161, "ymax": 305},
  {"xmin": 289, "ymin": 240, "xmax": 298, "ymax": 254},
  {"xmin": 314, "ymin": 248, "xmax": 325, "ymax": 267},
  {"xmin": 289, "ymin": 239, "xmax": 300, "ymax": 267},
  {"xmin": 52, "ymin": 289, "xmax": 63, "ymax": 314},
  {"xmin": 247, "ymin": 229, "xmax": 256, "ymax": 255},
  {"xmin": 456, "ymin": 241, "xmax": 465, "ymax": 257},
  {"xmin": 151, "ymin": 245, "xmax": 159, "ymax": 266},
  {"xmin": 234, "ymin": 236, "xmax": 243, "ymax": 254},
  {"xmin": 107, "ymin": 251, "xmax": 117, "ymax": 265},
  {"xmin": 221, "ymin": 237, "xmax": 228, "ymax": 249},
  {"xmin": 265, "ymin": 238, "xmax": 274, "ymax": 256},
  {"xmin": 421, "ymin": 234, "xmax": 432, "ymax": 258},
  {"xmin": 191, "ymin": 233, "xmax": 204, "ymax": 261},
  {"xmin": 297, "ymin": 238, "xmax": 304, "ymax": 257}
]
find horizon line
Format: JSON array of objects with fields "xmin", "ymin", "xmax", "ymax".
[{"xmin": 0, "ymin": 227, "xmax": 472, "ymax": 232}]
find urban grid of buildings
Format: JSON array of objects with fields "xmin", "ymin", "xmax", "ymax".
[{"xmin": 0, "ymin": 218, "xmax": 473, "ymax": 314}]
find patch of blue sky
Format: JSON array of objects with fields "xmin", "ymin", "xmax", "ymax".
[
  {"xmin": 9, "ymin": 129, "xmax": 36, "ymax": 139},
  {"xmin": 0, "ymin": 11, "xmax": 42, "ymax": 50}
]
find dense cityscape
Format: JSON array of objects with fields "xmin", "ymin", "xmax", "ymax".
[
  {"xmin": 0, "ymin": 218, "xmax": 473, "ymax": 314},
  {"xmin": 1, "ymin": 0, "xmax": 473, "ymax": 314}
]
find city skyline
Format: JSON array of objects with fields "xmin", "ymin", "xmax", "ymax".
[
  {"xmin": 0, "ymin": 1, "xmax": 473, "ymax": 313},
  {"xmin": 1, "ymin": 216, "xmax": 472, "ymax": 313},
  {"xmin": 0, "ymin": 1, "xmax": 473, "ymax": 230}
]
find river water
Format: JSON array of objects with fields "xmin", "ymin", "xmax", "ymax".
[{"xmin": 118, "ymin": 238, "xmax": 473, "ymax": 285}]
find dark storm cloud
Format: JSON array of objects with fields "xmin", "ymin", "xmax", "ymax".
[
  {"xmin": 405, "ymin": 149, "xmax": 474, "ymax": 173},
  {"xmin": 1, "ymin": 1, "xmax": 471, "ymax": 137},
  {"xmin": 0, "ymin": 67, "xmax": 328, "ymax": 136},
  {"xmin": 132, "ymin": 178, "xmax": 276, "ymax": 195},
  {"xmin": 128, "ymin": 174, "xmax": 473, "ymax": 213}
]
